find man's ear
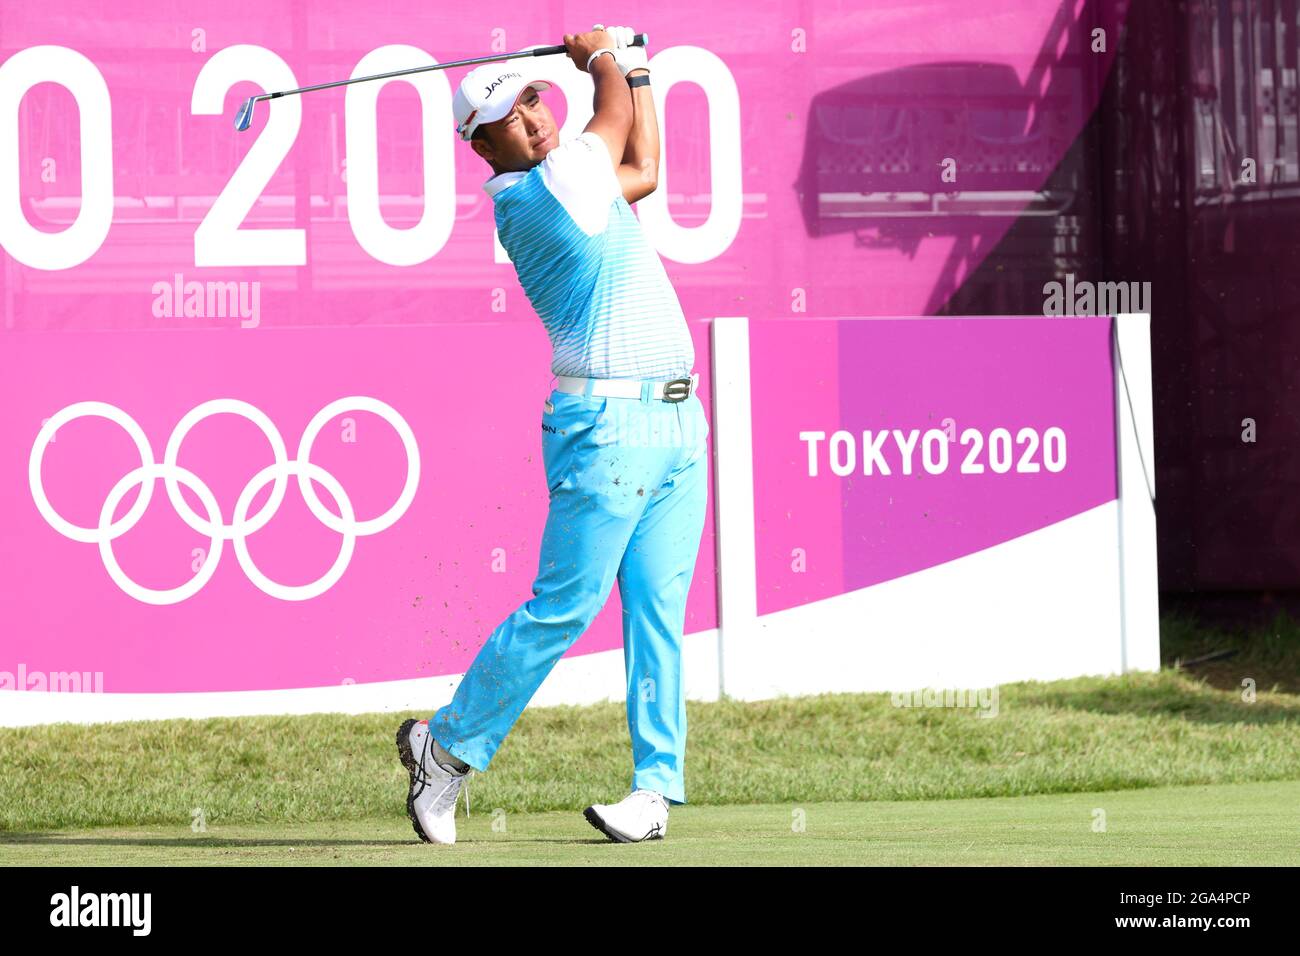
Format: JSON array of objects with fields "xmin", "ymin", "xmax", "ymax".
[{"xmin": 470, "ymin": 134, "xmax": 493, "ymax": 164}]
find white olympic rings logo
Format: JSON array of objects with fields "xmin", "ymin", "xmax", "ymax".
[{"xmin": 28, "ymin": 398, "xmax": 420, "ymax": 605}]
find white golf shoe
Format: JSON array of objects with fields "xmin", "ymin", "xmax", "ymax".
[
  {"xmin": 584, "ymin": 789, "xmax": 669, "ymax": 843},
  {"xmin": 395, "ymin": 718, "xmax": 471, "ymax": 845}
]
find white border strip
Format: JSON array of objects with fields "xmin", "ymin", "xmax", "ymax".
[
  {"xmin": 710, "ymin": 317, "xmax": 756, "ymax": 700},
  {"xmin": 1113, "ymin": 312, "xmax": 1161, "ymax": 672}
]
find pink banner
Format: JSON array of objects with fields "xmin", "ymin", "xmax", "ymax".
[
  {"xmin": 1, "ymin": 1, "xmax": 1122, "ymax": 330},
  {"xmin": 1, "ymin": 323, "xmax": 717, "ymax": 692},
  {"xmin": 0, "ymin": 1, "xmax": 1129, "ymax": 699}
]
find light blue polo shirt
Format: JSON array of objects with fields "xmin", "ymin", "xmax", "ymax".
[{"xmin": 484, "ymin": 131, "xmax": 695, "ymax": 381}]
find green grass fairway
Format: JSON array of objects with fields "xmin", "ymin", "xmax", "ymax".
[
  {"xmin": 5, "ymin": 668, "xmax": 1300, "ymax": 833},
  {"xmin": 2, "ymin": 779, "xmax": 1296, "ymax": 866},
  {"xmin": 2, "ymin": 614, "xmax": 1298, "ymax": 865}
]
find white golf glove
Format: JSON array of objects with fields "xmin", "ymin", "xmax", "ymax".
[{"xmin": 592, "ymin": 24, "xmax": 649, "ymax": 77}]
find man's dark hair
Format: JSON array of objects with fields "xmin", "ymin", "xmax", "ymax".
[{"xmin": 471, "ymin": 125, "xmax": 489, "ymax": 144}]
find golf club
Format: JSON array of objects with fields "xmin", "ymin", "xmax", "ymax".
[{"xmin": 233, "ymin": 33, "xmax": 648, "ymax": 132}]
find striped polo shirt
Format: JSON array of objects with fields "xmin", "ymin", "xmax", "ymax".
[{"xmin": 484, "ymin": 131, "xmax": 694, "ymax": 381}]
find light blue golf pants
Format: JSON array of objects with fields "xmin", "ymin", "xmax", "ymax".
[{"xmin": 430, "ymin": 386, "xmax": 709, "ymax": 804}]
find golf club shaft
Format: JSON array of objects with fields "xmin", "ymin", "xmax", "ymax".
[{"xmin": 251, "ymin": 34, "xmax": 647, "ymax": 105}]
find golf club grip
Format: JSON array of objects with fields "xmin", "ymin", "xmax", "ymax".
[{"xmin": 530, "ymin": 33, "xmax": 649, "ymax": 57}]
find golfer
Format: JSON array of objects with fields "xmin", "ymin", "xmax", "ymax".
[{"xmin": 396, "ymin": 26, "xmax": 709, "ymax": 845}]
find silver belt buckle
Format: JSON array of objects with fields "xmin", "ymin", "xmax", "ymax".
[{"xmin": 661, "ymin": 377, "xmax": 692, "ymax": 403}]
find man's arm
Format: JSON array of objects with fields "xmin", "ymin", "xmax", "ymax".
[
  {"xmin": 616, "ymin": 69, "xmax": 658, "ymax": 205},
  {"xmin": 563, "ymin": 31, "xmax": 632, "ymax": 168}
]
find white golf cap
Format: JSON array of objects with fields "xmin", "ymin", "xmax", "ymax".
[{"xmin": 453, "ymin": 59, "xmax": 556, "ymax": 141}]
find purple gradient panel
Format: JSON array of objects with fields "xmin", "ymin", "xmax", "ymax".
[
  {"xmin": 750, "ymin": 317, "xmax": 1117, "ymax": 615},
  {"xmin": 836, "ymin": 317, "xmax": 1117, "ymax": 595}
]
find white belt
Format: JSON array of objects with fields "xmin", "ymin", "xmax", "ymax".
[{"xmin": 555, "ymin": 372, "xmax": 699, "ymax": 403}]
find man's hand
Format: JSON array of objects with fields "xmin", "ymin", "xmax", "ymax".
[
  {"xmin": 593, "ymin": 25, "xmax": 649, "ymax": 77},
  {"xmin": 563, "ymin": 29, "xmax": 617, "ymax": 73}
]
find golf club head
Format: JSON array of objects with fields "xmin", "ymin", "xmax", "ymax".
[{"xmin": 233, "ymin": 97, "xmax": 256, "ymax": 132}]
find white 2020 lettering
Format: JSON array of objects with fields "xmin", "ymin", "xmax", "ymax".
[{"xmin": 1, "ymin": 44, "xmax": 741, "ymax": 270}]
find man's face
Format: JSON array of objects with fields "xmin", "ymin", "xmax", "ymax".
[{"xmin": 471, "ymin": 87, "xmax": 559, "ymax": 171}]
